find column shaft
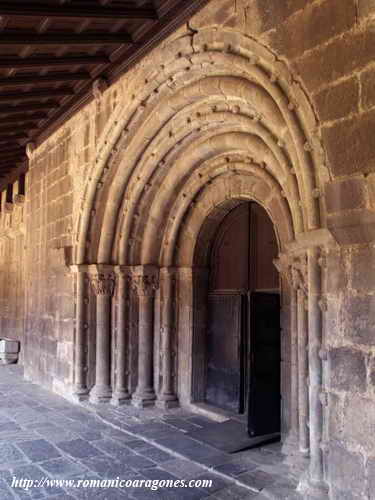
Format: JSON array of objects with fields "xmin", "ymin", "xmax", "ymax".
[
  {"xmin": 74, "ymin": 271, "xmax": 88, "ymax": 398},
  {"xmin": 157, "ymin": 268, "xmax": 178, "ymax": 408},
  {"xmin": 308, "ymin": 247, "xmax": 326, "ymax": 488},
  {"xmin": 298, "ymin": 288, "xmax": 309, "ymax": 455},
  {"xmin": 91, "ymin": 294, "xmax": 112, "ymax": 402},
  {"xmin": 290, "ymin": 285, "xmax": 299, "ymax": 440},
  {"xmin": 89, "ymin": 270, "xmax": 115, "ymax": 404},
  {"xmin": 112, "ymin": 270, "xmax": 130, "ymax": 405},
  {"xmin": 133, "ymin": 294, "xmax": 156, "ymax": 406}
]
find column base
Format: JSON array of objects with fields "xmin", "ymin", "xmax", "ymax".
[
  {"xmin": 89, "ymin": 385, "xmax": 112, "ymax": 404},
  {"xmin": 72, "ymin": 392, "xmax": 89, "ymax": 403},
  {"xmin": 132, "ymin": 391, "xmax": 156, "ymax": 408},
  {"xmin": 72, "ymin": 385, "xmax": 89, "ymax": 402},
  {"xmin": 281, "ymin": 432, "xmax": 299, "ymax": 456},
  {"xmin": 156, "ymin": 395, "xmax": 179, "ymax": 409},
  {"xmin": 111, "ymin": 391, "xmax": 131, "ymax": 406},
  {"xmin": 298, "ymin": 473, "xmax": 329, "ymax": 499}
]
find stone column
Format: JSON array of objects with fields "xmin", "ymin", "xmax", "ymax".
[
  {"xmin": 71, "ymin": 266, "xmax": 89, "ymax": 400},
  {"xmin": 290, "ymin": 255, "xmax": 310, "ymax": 457},
  {"xmin": 290, "ymin": 278, "xmax": 299, "ymax": 443},
  {"xmin": 274, "ymin": 255, "xmax": 298, "ymax": 448},
  {"xmin": 297, "ymin": 287, "xmax": 309, "ymax": 456},
  {"xmin": 112, "ymin": 266, "xmax": 131, "ymax": 406},
  {"xmin": 306, "ymin": 246, "xmax": 328, "ymax": 496},
  {"xmin": 131, "ymin": 265, "xmax": 159, "ymax": 408},
  {"xmin": 89, "ymin": 266, "xmax": 115, "ymax": 404},
  {"xmin": 157, "ymin": 267, "xmax": 178, "ymax": 409}
]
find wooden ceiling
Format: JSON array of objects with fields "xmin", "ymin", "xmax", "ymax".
[{"xmin": 0, "ymin": 0, "xmax": 209, "ymax": 182}]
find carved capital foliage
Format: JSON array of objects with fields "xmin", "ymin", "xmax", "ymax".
[
  {"xmin": 90, "ymin": 273, "xmax": 116, "ymax": 296},
  {"xmin": 131, "ymin": 274, "xmax": 159, "ymax": 297},
  {"xmin": 274, "ymin": 253, "xmax": 308, "ymax": 295},
  {"xmin": 291, "ymin": 254, "xmax": 308, "ymax": 296},
  {"xmin": 92, "ymin": 77, "xmax": 108, "ymax": 101},
  {"xmin": 129, "ymin": 266, "xmax": 159, "ymax": 297},
  {"xmin": 160, "ymin": 267, "xmax": 178, "ymax": 289}
]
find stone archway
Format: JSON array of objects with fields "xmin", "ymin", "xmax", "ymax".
[{"xmin": 71, "ymin": 28, "xmax": 331, "ymax": 497}]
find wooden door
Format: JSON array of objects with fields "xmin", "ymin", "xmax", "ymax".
[
  {"xmin": 248, "ymin": 292, "xmax": 281, "ymax": 437},
  {"xmin": 206, "ymin": 293, "xmax": 243, "ymax": 412},
  {"xmin": 205, "ymin": 202, "xmax": 280, "ymax": 421},
  {"xmin": 206, "ymin": 203, "xmax": 249, "ymax": 412}
]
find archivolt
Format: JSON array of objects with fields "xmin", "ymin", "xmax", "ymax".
[{"xmin": 75, "ymin": 28, "xmax": 327, "ymax": 266}]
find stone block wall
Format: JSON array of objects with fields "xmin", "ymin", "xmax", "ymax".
[
  {"xmin": 325, "ymin": 247, "xmax": 375, "ymax": 498},
  {"xmin": 0, "ymin": 177, "xmax": 26, "ymax": 362},
  {"xmin": 20, "ymin": 82, "xmax": 130, "ymax": 393},
  {"xmin": 0, "ymin": 1, "xmax": 374, "ymax": 497}
]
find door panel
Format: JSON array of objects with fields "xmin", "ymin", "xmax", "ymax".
[
  {"xmin": 206, "ymin": 293, "xmax": 242, "ymax": 412},
  {"xmin": 210, "ymin": 203, "xmax": 249, "ymax": 291},
  {"xmin": 248, "ymin": 292, "xmax": 281, "ymax": 437},
  {"xmin": 251, "ymin": 203, "xmax": 279, "ymax": 291}
]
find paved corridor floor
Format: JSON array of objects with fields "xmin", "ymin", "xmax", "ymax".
[{"xmin": 0, "ymin": 365, "xmax": 305, "ymax": 499}]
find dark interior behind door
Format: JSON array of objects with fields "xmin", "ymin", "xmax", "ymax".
[{"xmin": 248, "ymin": 292, "xmax": 281, "ymax": 437}]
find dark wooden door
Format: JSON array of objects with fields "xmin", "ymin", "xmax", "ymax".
[
  {"xmin": 206, "ymin": 293, "xmax": 243, "ymax": 412},
  {"xmin": 248, "ymin": 292, "xmax": 281, "ymax": 437},
  {"xmin": 206, "ymin": 202, "xmax": 280, "ymax": 425}
]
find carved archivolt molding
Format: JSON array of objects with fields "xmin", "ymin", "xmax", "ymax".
[{"xmin": 75, "ymin": 27, "xmax": 325, "ymax": 267}]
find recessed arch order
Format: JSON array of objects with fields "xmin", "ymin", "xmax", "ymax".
[{"xmin": 74, "ymin": 27, "xmax": 326, "ymax": 267}]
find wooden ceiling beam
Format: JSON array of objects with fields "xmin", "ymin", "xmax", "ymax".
[
  {"xmin": 0, "ymin": 113, "xmax": 47, "ymax": 125},
  {"xmin": 0, "ymin": 160, "xmax": 24, "ymax": 169},
  {"xmin": 0, "ymin": 123, "xmax": 37, "ymax": 134},
  {"xmin": 0, "ymin": 3, "xmax": 157, "ymax": 20},
  {"xmin": 0, "ymin": 147, "xmax": 24, "ymax": 156},
  {"xmin": 0, "ymin": 88, "xmax": 74, "ymax": 102},
  {"xmin": 0, "ymin": 102, "xmax": 60, "ymax": 114},
  {"xmin": 0, "ymin": 72, "xmax": 91, "ymax": 87},
  {"xmin": 0, "ymin": 54, "xmax": 110, "ymax": 69},
  {"xmin": 0, "ymin": 32, "xmax": 133, "ymax": 45},
  {"xmin": 0, "ymin": 153, "xmax": 25, "ymax": 161},
  {"xmin": 0, "ymin": 134, "xmax": 28, "ymax": 142}
]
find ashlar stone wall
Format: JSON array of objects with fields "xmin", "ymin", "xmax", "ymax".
[
  {"xmin": 0, "ymin": 1, "xmax": 374, "ymax": 498},
  {"xmin": 0, "ymin": 177, "xmax": 26, "ymax": 362}
]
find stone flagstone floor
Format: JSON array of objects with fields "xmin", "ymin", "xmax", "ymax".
[{"xmin": 0, "ymin": 365, "xmax": 306, "ymax": 499}]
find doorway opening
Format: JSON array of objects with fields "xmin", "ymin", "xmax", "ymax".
[{"xmin": 204, "ymin": 201, "xmax": 281, "ymax": 441}]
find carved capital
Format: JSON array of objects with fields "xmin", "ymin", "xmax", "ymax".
[
  {"xmin": 273, "ymin": 254, "xmax": 291, "ymax": 285},
  {"xmin": 26, "ymin": 142, "xmax": 36, "ymax": 160},
  {"xmin": 4, "ymin": 202, "xmax": 13, "ymax": 214},
  {"xmin": 13, "ymin": 194, "xmax": 25, "ymax": 206},
  {"xmin": 129, "ymin": 266, "xmax": 159, "ymax": 297},
  {"xmin": 160, "ymin": 267, "xmax": 178, "ymax": 287},
  {"xmin": 92, "ymin": 77, "xmax": 108, "ymax": 101},
  {"xmin": 90, "ymin": 273, "xmax": 115, "ymax": 296},
  {"xmin": 291, "ymin": 254, "xmax": 308, "ymax": 295}
]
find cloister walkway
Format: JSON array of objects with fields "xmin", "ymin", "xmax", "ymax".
[{"xmin": 0, "ymin": 365, "xmax": 304, "ymax": 499}]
